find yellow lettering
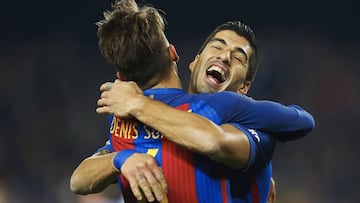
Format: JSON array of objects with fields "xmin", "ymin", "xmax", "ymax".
[
  {"xmin": 111, "ymin": 118, "xmax": 138, "ymax": 139},
  {"xmin": 152, "ymin": 130, "xmax": 161, "ymax": 139},
  {"xmin": 144, "ymin": 126, "xmax": 151, "ymax": 139},
  {"xmin": 132, "ymin": 123, "xmax": 138, "ymax": 139},
  {"xmin": 111, "ymin": 118, "xmax": 162, "ymax": 140},
  {"xmin": 143, "ymin": 126, "xmax": 162, "ymax": 139},
  {"xmin": 146, "ymin": 149, "xmax": 159, "ymax": 157},
  {"xmin": 123, "ymin": 121, "xmax": 130, "ymax": 139},
  {"xmin": 110, "ymin": 117, "xmax": 116, "ymax": 134}
]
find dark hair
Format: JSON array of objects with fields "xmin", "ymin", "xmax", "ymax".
[
  {"xmin": 198, "ymin": 21, "xmax": 259, "ymax": 82},
  {"xmin": 96, "ymin": 0, "xmax": 172, "ymax": 88}
]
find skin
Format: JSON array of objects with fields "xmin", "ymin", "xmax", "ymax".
[
  {"xmin": 188, "ymin": 30, "xmax": 252, "ymax": 94},
  {"xmin": 70, "ymin": 31, "xmax": 276, "ymax": 202},
  {"xmin": 188, "ymin": 30, "xmax": 276, "ymax": 203}
]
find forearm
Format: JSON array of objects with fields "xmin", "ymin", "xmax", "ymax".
[
  {"xmin": 132, "ymin": 100, "xmax": 251, "ymax": 169},
  {"xmin": 96, "ymin": 82, "xmax": 251, "ymax": 169},
  {"xmin": 70, "ymin": 152, "xmax": 119, "ymax": 195},
  {"xmin": 130, "ymin": 95, "xmax": 228, "ymax": 158},
  {"xmin": 206, "ymin": 124, "xmax": 250, "ymax": 169}
]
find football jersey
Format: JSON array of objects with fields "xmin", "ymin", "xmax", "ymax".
[{"xmin": 108, "ymin": 88, "xmax": 313, "ymax": 202}]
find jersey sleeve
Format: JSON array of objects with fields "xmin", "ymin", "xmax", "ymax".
[
  {"xmin": 94, "ymin": 140, "xmax": 114, "ymax": 154},
  {"xmin": 207, "ymin": 91, "xmax": 315, "ymax": 141},
  {"xmin": 230, "ymin": 123, "xmax": 276, "ymax": 172}
]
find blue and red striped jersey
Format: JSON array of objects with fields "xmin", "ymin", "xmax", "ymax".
[{"xmin": 107, "ymin": 88, "xmax": 313, "ymax": 202}]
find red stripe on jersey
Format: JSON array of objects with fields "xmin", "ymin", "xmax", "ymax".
[
  {"xmin": 111, "ymin": 117, "xmax": 137, "ymax": 151},
  {"xmin": 220, "ymin": 173, "xmax": 229, "ymax": 203},
  {"xmin": 111, "ymin": 117, "xmax": 137, "ymax": 202},
  {"xmin": 162, "ymin": 138, "xmax": 198, "ymax": 202},
  {"xmin": 176, "ymin": 103, "xmax": 190, "ymax": 111},
  {"xmin": 161, "ymin": 104, "xmax": 197, "ymax": 202},
  {"xmin": 250, "ymin": 172, "xmax": 260, "ymax": 203}
]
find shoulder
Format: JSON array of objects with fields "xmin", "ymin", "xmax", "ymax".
[
  {"xmin": 230, "ymin": 124, "xmax": 275, "ymax": 171},
  {"xmin": 92, "ymin": 140, "xmax": 113, "ymax": 156},
  {"xmin": 195, "ymin": 91, "xmax": 249, "ymax": 103}
]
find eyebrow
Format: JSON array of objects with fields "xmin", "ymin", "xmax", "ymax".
[{"xmin": 210, "ymin": 38, "xmax": 248, "ymax": 61}]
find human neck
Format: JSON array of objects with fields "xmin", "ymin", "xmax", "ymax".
[
  {"xmin": 151, "ymin": 65, "xmax": 182, "ymax": 89},
  {"xmin": 140, "ymin": 64, "xmax": 182, "ymax": 90}
]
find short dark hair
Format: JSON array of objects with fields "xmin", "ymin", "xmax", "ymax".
[
  {"xmin": 96, "ymin": 0, "xmax": 172, "ymax": 88},
  {"xmin": 198, "ymin": 21, "xmax": 259, "ymax": 82}
]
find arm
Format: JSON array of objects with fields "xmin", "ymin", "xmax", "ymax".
[
  {"xmin": 204, "ymin": 91, "xmax": 315, "ymax": 140},
  {"xmin": 70, "ymin": 150, "xmax": 119, "ymax": 195},
  {"xmin": 96, "ymin": 80, "xmax": 277, "ymax": 169},
  {"xmin": 98, "ymin": 80, "xmax": 314, "ymax": 139},
  {"xmin": 70, "ymin": 146, "xmax": 168, "ymax": 202}
]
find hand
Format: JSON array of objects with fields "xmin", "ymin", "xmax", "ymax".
[
  {"xmin": 96, "ymin": 80, "xmax": 143, "ymax": 118},
  {"xmin": 120, "ymin": 153, "xmax": 168, "ymax": 202},
  {"xmin": 267, "ymin": 177, "xmax": 276, "ymax": 203}
]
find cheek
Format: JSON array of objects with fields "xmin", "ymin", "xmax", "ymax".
[
  {"xmin": 233, "ymin": 68, "xmax": 247, "ymax": 80},
  {"xmin": 192, "ymin": 61, "xmax": 204, "ymax": 77}
]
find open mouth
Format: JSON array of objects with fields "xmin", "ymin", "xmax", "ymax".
[{"xmin": 206, "ymin": 65, "xmax": 227, "ymax": 84}]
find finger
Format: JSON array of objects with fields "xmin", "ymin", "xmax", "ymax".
[
  {"xmin": 159, "ymin": 194, "xmax": 169, "ymax": 203},
  {"xmin": 134, "ymin": 83, "xmax": 143, "ymax": 94},
  {"xmin": 97, "ymin": 98, "xmax": 106, "ymax": 106},
  {"xmin": 142, "ymin": 169, "xmax": 164, "ymax": 201},
  {"xmin": 127, "ymin": 176, "xmax": 143, "ymax": 201},
  {"xmin": 100, "ymin": 91, "xmax": 109, "ymax": 99},
  {"xmin": 97, "ymin": 99, "xmax": 102, "ymax": 107},
  {"xmin": 100, "ymin": 82, "xmax": 113, "ymax": 91},
  {"xmin": 97, "ymin": 97, "xmax": 112, "ymax": 107},
  {"xmin": 154, "ymin": 168, "xmax": 168, "ymax": 194},
  {"xmin": 137, "ymin": 174, "xmax": 155, "ymax": 202},
  {"xmin": 96, "ymin": 106, "xmax": 111, "ymax": 114},
  {"xmin": 146, "ymin": 160, "xmax": 168, "ymax": 194}
]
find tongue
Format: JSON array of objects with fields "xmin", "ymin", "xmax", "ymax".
[
  {"xmin": 207, "ymin": 70, "xmax": 224, "ymax": 83},
  {"xmin": 208, "ymin": 75, "xmax": 220, "ymax": 84}
]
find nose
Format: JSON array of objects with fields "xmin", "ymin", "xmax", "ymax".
[{"xmin": 216, "ymin": 49, "xmax": 231, "ymax": 65}]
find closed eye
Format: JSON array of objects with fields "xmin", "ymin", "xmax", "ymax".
[
  {"xmin": 233, "ymin": 53, "xmax": 246, "ymax": 65},
  {"xmin": 211, "ymin": 45, "xmax": 222, "ymax": 50}
]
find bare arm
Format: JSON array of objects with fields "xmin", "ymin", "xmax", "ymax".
[
  {"xmin": 133, "ymin": 99, "xmax": 250, "ymax": 169},
  {"xmin": 97, "ymin": 80, "xmax": 250, "ymax": 169},
  {"xmin": 70, "ymin": 150, "xmax": 119, "ymax": 195},
  {"xmin": 70, "ymin": 150, "xmax": 168, "ymax": 202}
]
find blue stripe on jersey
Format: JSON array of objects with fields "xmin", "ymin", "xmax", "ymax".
[
  {"xmin": 195, "ymin": 156, "xmax": 224, "ymax": 203},
  {"xmin": 105, "ymin": 88, "xmax": 312, "ymax": 202},
  {"xmin": 125, "ymin": 122, "xmax": 164, "ymax": 165},
  {"xmin": 257, "ymin": 163, "xmax": 272, "ymax": 203}
]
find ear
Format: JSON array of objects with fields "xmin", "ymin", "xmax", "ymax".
[
  {"xmin": 189, "ymin": 55, "xmax": 200, "ymax": 72},
  {"xmin": 237, "ymin": 81, "xmax": 251, "ymax": 94},
  {"xmin": 116, "ymin": 72, "xmax": 125, "ymax": 81},
  {"xmin": 168, "ymin": 44, "xmax": 179, "ymax": 62}
]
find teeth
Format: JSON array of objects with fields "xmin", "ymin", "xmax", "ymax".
[{"xmin": 208, "ymin": 66, "xmax": 226, "ymax": 80}]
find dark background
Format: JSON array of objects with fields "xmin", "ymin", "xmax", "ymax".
[{"xmin": 1, "ymin": 0, "xmax": 359, "ymax": 202}]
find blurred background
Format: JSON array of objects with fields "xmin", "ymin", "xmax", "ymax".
[{"xmin": 0, "ymin": 0, "xmax": 359, "ymax": 202}]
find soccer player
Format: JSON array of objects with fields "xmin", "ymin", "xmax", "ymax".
[{"xmin": 70, "ymin": 0, "xmax": 314, "ymax": 202}]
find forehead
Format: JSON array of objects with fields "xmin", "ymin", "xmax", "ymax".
[{"xmin": 212, "ymin": 30, "xmax": 253, "ymax": 56}]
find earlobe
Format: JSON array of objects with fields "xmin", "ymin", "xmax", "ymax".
[
  {"xmin": 238, "ymin": 81, "xmax": 251, "ymax": 95},
  {"xmin": 189, "ymin": 55, "xmax": 199, "ymax": 72}
]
